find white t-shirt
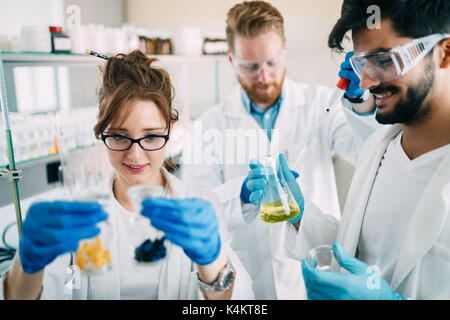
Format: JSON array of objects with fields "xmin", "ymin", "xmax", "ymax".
[
  {"xmin": 358, "ymin": 131, "xmax": 450, "ymax": 284},
  {"xmin": 112, "ymin": 183, "xmax": 170, "ymax": 300}
]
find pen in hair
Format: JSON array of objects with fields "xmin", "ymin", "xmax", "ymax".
[{"xmin": 85, "ymin": 49, "xmax": 108, "ymax": 60}]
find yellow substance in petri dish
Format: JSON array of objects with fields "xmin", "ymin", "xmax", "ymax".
[
  {"xmin": 76, "ymin": 237, "xmax": 111, "ymax": 271},
  {"xmin": 260, "ymin": 200, "xmax": 300, "ymax": 223}
]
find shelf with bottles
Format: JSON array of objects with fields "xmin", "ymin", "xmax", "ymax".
[
  {"xmin": 0, "ymin": 106, "xmax": 188, "ymax": 169},
  {"xmin": 0, "ymin": 52, "xmax": 228, "ymax": 64},
  {"xmin": 0, "ymin": 107, "xmax": 98, "ymax": 168}
]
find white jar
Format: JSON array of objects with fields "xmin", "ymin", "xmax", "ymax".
[
  {"xmin": 67, "ymin": 26, "xmax": 89, "ymax": 54},
  {"xmin": 88, "ymin": 24, "xmax": 108, "ymax": 55},
  {"xmin": 0, "ymin": 34, "xmax": 21, "ymax": 52},
  {"xmin": 20, "ymin": 26, "xmax": 52, "ymax": 53}
]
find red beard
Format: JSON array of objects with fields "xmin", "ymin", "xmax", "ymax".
[{"xmin": 238, "ymin": 69, "xmax": 286, "ymax": 106}]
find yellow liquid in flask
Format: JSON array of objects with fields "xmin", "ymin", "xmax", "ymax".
[{"xmin": 260, "ymin": 200, "xmax": 300, "ymax": 223}]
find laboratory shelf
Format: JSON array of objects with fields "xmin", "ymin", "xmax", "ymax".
[{"xmin": 0, "ymin": 52, "xmax": 228, "ymax": 64}]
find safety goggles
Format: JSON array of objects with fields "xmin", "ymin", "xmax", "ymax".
[
  {"xmin": 350, "ymin": 33, "xmax": 450, "ymax": 83},
  {"xmin": 231, "ymin": 50, "xmax": 288, "ymax": 78}
]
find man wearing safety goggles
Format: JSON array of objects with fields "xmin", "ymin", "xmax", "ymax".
[
  {"xmin": 182, "ymin": 1, "xmax": 379, "ymax": 300},
  {"xmin": 282, "ymin": 0, "xmax": 450, "ymax": 299}
]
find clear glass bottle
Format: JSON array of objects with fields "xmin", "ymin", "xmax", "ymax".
[
  {"xmin": 127, "ymin": 185, "xmax": 167, "ymax": 264},
  {"xmin": 258, "ymin": 154, "xmax": 301, "ymax": 223},
  {"xmin": 74, "ymin": 191, "xmax": 113, "ymax": 276}
]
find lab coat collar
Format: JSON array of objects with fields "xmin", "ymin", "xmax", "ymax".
[
  {"xmin": 336, "ymin": 125, "xmax": 403, "ymax": 257},
  {"xmin": 390, "ymin": 143, "xmax": 450, "ymax": 290}
]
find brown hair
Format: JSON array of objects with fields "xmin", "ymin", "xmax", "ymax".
[
  {"xmin": 226, "ymin": 1, "xmax": 286, "ymax": 54},
  {"xmin": 94, "ymin": 49, "xmax": 179, "ymax": 171}
]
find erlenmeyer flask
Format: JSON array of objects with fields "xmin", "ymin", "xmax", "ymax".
[
  {"xmin": 258, "ymin": 154, "xmax": 301, "ymax": 223},
  {"xmin": 127, "ymin": 185, "xmax": 167, "ymax": 264}
]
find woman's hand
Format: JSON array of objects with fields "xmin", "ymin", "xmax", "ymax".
[
  {"xmin": 5, "ymin": 201, "xmax": 107, "ymax": 300},
  {"xmin": 141, "ymin": 198, "xmax": 221, "ymax": 266},
  {"xmin": 19, "ymin": 201, "xmax": 108, "ymax": 274}
]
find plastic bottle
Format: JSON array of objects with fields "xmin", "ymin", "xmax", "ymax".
[{"xmin": 49, "ymin": 26, "xmax": 72, "ymax": 53}]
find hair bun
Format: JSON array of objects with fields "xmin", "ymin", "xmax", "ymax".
[{"xmin": 115, "ymin": 49, "xmax": 158, "ymax": 67}]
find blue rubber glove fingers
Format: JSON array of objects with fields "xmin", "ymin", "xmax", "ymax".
[
  {"xmin": 302, "ymin": 242, "xmax": 405, "ymax": 300},
  {"xmin": 332, "ymin": 242, "xmax": 405, "ymax": 300},
  {"xmin": 141, "ymin": 198, "xmax": 221, "ymax": 265},
  {"xmin": 246, "ymin": 178, "xmax": 267, "ymax": 206},
  {"xmin": 19, "ymin": 224, "xmax": 101, "ymax": 273},
  {"xmin": 241, "ymin": 160, "xmax": 269, "ymax": 205},
  {"xmin": 332, "ymin": 242, "xmax": 367, "ymax": 274},
  {"xmin": 278, "ymin": 154, "xmax": 304, "ymax": 215},
  {"xmin": 28, "ymin": 201, "xmax": 107, "ymax": 229},
  {"xmin": 339, "ymin": 51, "xmax": 365, "ymax": 98},
  {"xmin": 19, "ymin": 201, "xmax": 107, "ymax": 274},
  {"xmin": 301, "ymin": 253, "xmax": 364, "ymax": 300}
]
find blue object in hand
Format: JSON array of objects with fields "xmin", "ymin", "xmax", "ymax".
[
  {"xmin": 141, "ymin": 198, "xmax": 221, "ymax": 265},
  {"xmin": 338, "ymin": 51, "xmax": 366, "ymax": 99},
  {"xmin": 240, "ymin": 158, "xmax": 300, "ymax": 206},
  {"xmin": 240, "ymin": 155, "xmax": 304, "ymax": 224},
  {"xmin": 19, "ymin": 201, "xmax": 108, "ymax": 274},
  {"xmin": 301, "ymin": 242, "xmax": 406, "ymax": 300},
  {"xmin": 240, "ymin": 159, "xmax": 268, "ymax": 206},
  {"xmin": 278, "ymin": 154, "xmax": 304, "ymax": 223}
]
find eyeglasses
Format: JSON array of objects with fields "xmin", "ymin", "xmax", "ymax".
[
  {"xmin": 101, "ymin": 126, "xmax": 170, "ymax": 151},
  {"xmin": 231, "ymin": 50, "xmax": 288, "ymax": 78},
  {"xmin": 350, "ymin": 33, "xmax": 450, "ymax": 83}
]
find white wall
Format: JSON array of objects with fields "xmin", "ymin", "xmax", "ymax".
[
  {"xmin": 0, "ymin": 0, "xmax": 64, "ymax": 36},
  {"xmin": 0, "ymin": 0, "xmax": 124, "ymax": 37}
]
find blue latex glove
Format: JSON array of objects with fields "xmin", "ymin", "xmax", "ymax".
[
  {"xmin": 302, "ymin": 242, "xmax": 406, "ymax": 300},
  {"xmin": 19, "ymin": 201, "xmax": 108, "ymax": 274},
  {"xmin": 240, "ymin": 155, "xmax": 304, "ymax": 224},
  {"xmin": 278, "ymin": 153, "xmax": 304, "ymax": 224},
  {"xmin": 240, "ymin": 158, "xmax": 300, "ymax": 206},
  {"xmin": 141, "ymin": 198, "xmax": 221, "ymax": 266},
  {"xmin": 338, "ymin": 51, "xmax": 366, "ymax": 98}
]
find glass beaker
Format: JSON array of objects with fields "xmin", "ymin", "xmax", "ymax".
[
  {"xmin": 258, "ymin": 154, "xmax": 300, "ymax": 223},
  {"xmin": 73, "ymin": 192, "xmax": 113, "ymax": 276},
  {"xmin": 307, "ymin": 245, "xmax": 340, "ymax": 272},
  {"xmin": 127, "ymin": 185, "xmax": 167, "ymax": 264}
]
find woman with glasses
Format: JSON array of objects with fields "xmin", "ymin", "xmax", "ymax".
[{"xmin": 1, "ymin": 50, "xmax": 254, "ymax": 300}]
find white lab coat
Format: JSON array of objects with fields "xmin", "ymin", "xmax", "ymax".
[
  {"xmin": 0, "ymin": 168, "xmax": 255, "ymax": 300},
  {"xmin": 285, "ymin": 124, "xmax": 450, "ymax": 299},
  {"xmin": 181, "ymin": 78, "xmax": 377, "ymax": 299}
]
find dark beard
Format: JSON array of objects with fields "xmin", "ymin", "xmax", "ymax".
[{"xmin": 373, "ymin": 59, "xmax": 435, "ymax": 125}]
